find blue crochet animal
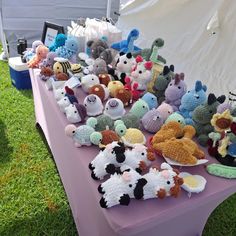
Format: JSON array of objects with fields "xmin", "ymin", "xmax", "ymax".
[
  {"xmin": 111, "ymin": 29, "xmax": 141, "ymax": 53},
  {"xmin": 49, "ymin": 33, "xmax": 67, "ymax": 52},
  {"xmin": 192, "ymin": 93, "xmax": 226, "ymax": 146},
  {"xmin": 56, "ymin": 37, "xmax": 78, "ymax": 61},
  {"xmin": 179, "ymin": 80, "xmax": 207, "ymax": 125}
]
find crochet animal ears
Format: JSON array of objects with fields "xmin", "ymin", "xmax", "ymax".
[
  {"xmin": 174, "ymin": 73, "xmax": 185, "ymax": 84},
  {"xmin": 119, "ymin": 52, "xmax": 133, "ymax": 58},
  {"xmin": 73, "ymin": 102, "xmax": 87, "ymax": 122},
  {"xmin": 207, "ymin": 93, "xmax": 226, "ymax": 105},
  {"xmin": 65, "ymin": 86, "xmax": 74, "ymax": 95},
  {"xmin": 195, "ymin": 80, "xmax": 207, "ymax": 92},
  {"xmin": 162, "ymin": 65, "xmax": 174, "ymax": 76}
]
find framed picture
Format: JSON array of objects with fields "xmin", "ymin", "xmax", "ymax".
[{"xmin": 41, "ymin": 21, "xmax": 65, "ymax": 47}]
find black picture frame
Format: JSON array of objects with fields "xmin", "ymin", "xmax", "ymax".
[{"xmin": 41, "ymin": 21, "xmax": 65, "ymax": 47}]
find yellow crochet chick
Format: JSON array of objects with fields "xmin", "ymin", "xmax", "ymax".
[{"xmin": 211, "ymin": 109, "xmax": 233, "ymax": 132}]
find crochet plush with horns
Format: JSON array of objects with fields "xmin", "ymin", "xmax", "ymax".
[{"xmin": 98, "ymin": 163, "xmax": 183, "ymax": 208}]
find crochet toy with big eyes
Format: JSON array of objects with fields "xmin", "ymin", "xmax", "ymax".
[
  {"xmin": 165, "ymin": 73, "xmax": 187, "ymax": 111},
  {"xmin": 27, "ymin": 45, "xmax": 49, "ymax": 68},
  {"xmin": 179, "ymin": 80, "xmax": 207, "ymax": 125},
  {"xmin": 192, "ymin": 93, "xmax": 226, "ymax": 146},
  {"xmin": 104, "ymin": 98, "xmax": 126, "ymax": 120},
  {"xmin": 65, "ymin": 102, "xmax": 87, "ymax": 123},
  {"xmin": 130, "ymin": 99, "xmax": 149, "ymax": 119},
  {"xmin": 153, "ymin": 65, "xmax": 175, "ymax": 104},
  {"xmin": 40, "ymin": 51, "xmax": 57, "ymax": 68},
  {"xmin": 141, "ymin": 92, "xmax": 158, "ymax": 110},
  {"xmin": 81, "ymin": 74, "xmax": 100, "ymax": 93},
  {"xmin": 156, "ymin": 102, "xmax": 174, "ymax": 121},
  {"xmin": 83, "ymin": 94, "xmax": 104, "ymax": 117}
]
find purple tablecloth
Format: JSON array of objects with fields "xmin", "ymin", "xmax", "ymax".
[{"xmin": 30, "ymin": 69, "xmax": 236, "ymax": 236}]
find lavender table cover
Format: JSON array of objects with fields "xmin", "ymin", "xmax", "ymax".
[{"xmin": 30, "ymin": 69, "xmax": 236, "ymax": 236}]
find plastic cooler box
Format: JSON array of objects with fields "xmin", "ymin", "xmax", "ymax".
[{"xmin": 8, "ymin": 57, "xmax": 31, "ymax": 89}]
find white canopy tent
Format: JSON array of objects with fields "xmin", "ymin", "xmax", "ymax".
[{"xmin": 117, "ymin": 0, "xmax": 236, "ymax": 95}]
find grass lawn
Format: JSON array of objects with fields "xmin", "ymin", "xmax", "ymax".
[{"xmin": 0, "ymin": 46, "xmax": 235, "ymax": 235}]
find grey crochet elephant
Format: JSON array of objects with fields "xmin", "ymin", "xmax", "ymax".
[{"xmin": 87, "ymin": 39, "xmax": 109, "ymax": 59}]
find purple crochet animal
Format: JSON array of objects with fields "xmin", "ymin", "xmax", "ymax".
[
  {"xmin": 40, "ymin": 52, "xmax": 57, "ymax": 68},
  {"xmin": 165, "ymin": 73, "xmax": 187, "ymax": 111}
]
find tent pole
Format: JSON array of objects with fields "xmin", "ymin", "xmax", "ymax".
[{"xmin": 106, "ymin": 0, "xmax": 112, "ymax": 19}]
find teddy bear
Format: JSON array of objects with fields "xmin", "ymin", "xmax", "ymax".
[
  {"xmin": 165, "ymin": 73, "xmax": 187, "ymax": 111},
  {"xmin": 27, "ymin": 45, "xmax": 49, "ymax": 68},
  {"xmin": 192, "ymin": 93, "xmax": 226, "ymax": 146}
]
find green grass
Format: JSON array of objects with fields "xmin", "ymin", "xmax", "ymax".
[{"xmin": 0, "ymin": 47, "xmax": 235, "ymax": 236}]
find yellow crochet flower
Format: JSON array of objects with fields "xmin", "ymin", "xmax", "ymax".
[{"xmin": 211, "ymin": 109, "xmax": 233, "ymax": 132}]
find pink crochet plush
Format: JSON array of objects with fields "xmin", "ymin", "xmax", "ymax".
[
  {"xmin": 165, "ymin": 73, "xmax": 187, "ymax": 111},
  {"xmin": 28, "ymin": 45, "xmax": 49, "ymax": 68}
]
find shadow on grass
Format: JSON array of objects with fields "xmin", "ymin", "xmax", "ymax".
[
  {"xmin": 0, "ymin": 119, "xmax": 13, "ymax": 163},
  {"xmin": 18, "ymin": 88, "xmax": 33, "ymax": 99},
  {"xmin": 0, "ymin": 206, "xmax": 78, "ymax": 236}
]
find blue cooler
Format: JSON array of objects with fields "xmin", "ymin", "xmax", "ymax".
[{"xmin": 8, "ymin": 57, "xmax": 32, "ymax": 90}]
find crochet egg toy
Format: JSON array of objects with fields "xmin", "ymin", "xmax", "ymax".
[
  {"xmin": 98, "ymin": 73, "xmax": 111, "ymax": 86},
  {"xmin": 81, "ymin": 74, "xmax": 100, "ymax": 93},
  {"xmin": 114, "ymin": 88, "xmax": 132, "ymax": 107},
  {"xmin": 108, "ymin": 81, "xmax": 124, "ymax": 97},
  {"xmin": 156, "ymin": 102, "xmax": 174, "ymax": 121},
  {"xmin": 141, "ymin": 92, "xmax": 158, "ymax": 110},
  {"xmin": 65, "ymin": 124, "xmax": 95, "ymax": 147},
  {"xmin": 84, "ymin": 94, "xmax": 104, "ymax": 117},
  {"xmin": 87, "ymin": 115, "xmax": 114, "ymax": 131},
  {"xmin": 115, "ymin": 120, "xmax": 146, "ymax": 147},
  {"xmin": 65, "ymin": 102, "xmax": 87, "ymax": 123},
  {"xmin": 130, "ymin": 99, "xmax": 149, "ymax": 119},
  {"xmin": 165, "ymin": 112, "xmax": 186, "ymax": 127},
  {"xmin": 104, "ymin": 98, "xmax": 126, "ymax": 120},
  {"xmin": 141, "ymin": 109, "xmax": 164, "ymax": 133}
]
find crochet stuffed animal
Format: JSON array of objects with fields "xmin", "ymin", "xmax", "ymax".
[
  {"xmin": 165, "ymin": 73, "xmax": 187, "ymax": 111},
  {"xmin": 103, "ymin": 98, "xmax": 126, "ymax": 120},
  {"xmin": 156, "ymin": 102, "xmax": 174, "ymax": 121},
  {"xmin": 81, "ymin": 74, "xmax": 100, "ymax": 93},
  {"xmin": 113, "ymin": 52, "xmax": 137, "ymax": 84},
  {"xmin": 93, "ymin": 58, "xmax": 108, "ymax": 75},
  {"xmin": 108, "ymin": 80, "xmax": 124, "ymax": 97},
  {"xmin": 111, "ymin": 29, "xmax": 141, "ymax": 53},
  {"xmin": 65, "ymin": 102, "xmax": 87, "ymax": 123},
  {"xmin": 141, "ymin": 109, "xmax": 164, "ymax": 133},
  {"xmin": 124, "ymin": 78, "xmax": 143, "ymax": 101},
  {"xmin": 128, "ymin": 55, "xmax": 153, "ymax": 91},
  {"xmin": 40, "ymin": 52, "xmax": 57, "ymax": 68},
  {"xmin": 39, "ymin": 67, "xmax": 54, "ymax": 81},
  {"xmin": 87, "ymin": 115, "xmax": 114, "ymax": 131},
  {"xmin": 165, "ymin": 112, "xmax": 186, "ymax": 127},
  {"xmin": 153, "ymin": 65, "xmax": 175, "ymax": 104},
  {"xmin": 87, "ymin": 39, "xmax": 109, "ymax": 59},
  {"xmin": 152, "ymin": 123, "xmax": 205, "ymax": 165},
  {"xmin": 53, "ymin": 58, "xmax": 71, "ymax": 75},
  {"xmin": 114, "ymin": 88, "xmax": 132, "ymax": 107},
  {"xmin": 27, "ymin": 45, "xmax": 49, "ymax": 68},
  {"xmin": 89, "ymin": 84, "xmax": 109, "ymax": 102},
  {"xmin": 133, "ymin": 38, "xmax": 166, "ymax": 64},
  {"xmin": 23, "ymin": 40, "xmax": 43, "ymax": 61},
  {"xmin": 179, "ymin": 80, "xmax": 207, "ymax": 125},
  {"xmin": 121, "ymin": 113, "xmax": 140, "ymax": 129},
  {"xmin": 49, "ymin": 33, "xmax": 67, "ymax": 52},
  {"xmin": 99, "ymin": 48, "xmax": 113, "ymax": 65},
  {"xmin": 192, "ymin": 93, "xmax": 226, "ymax": 146},
  {"xmin": 115, "ymin": 120, "xmax": 146, "ymax": 147},
  {"xmin": 98, "ymin": 73, "xmax": 111, "ymax": 86},
  {"xmin": 129, "ymin": 99, "xmax": 150, "ymax": 119},
  {"xmin": 99, "ymin": 163, "xmax": 183, "ymax": 208},
  {"xmin": 83, "ymin": 94, "xmax": 104, "ymax": 117},
  {"xmin": 90, "ymin": 130, "xmax": 120, "ymax": 147},
  {"xmin": 56, "ymin": 37, "xmax": 78, "ymax": 61},
  {"xmin": 141, "ymin": 92, "xmax": 158, "ymax": 110}
]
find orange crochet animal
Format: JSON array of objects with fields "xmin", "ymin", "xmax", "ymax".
[
  {"xmin": 28, "ymin": 45, "xmax": 49, "ymax": 68},
  {"xmin": 151, "ymin": 121, "xmax": 205, "ymax": 164}
]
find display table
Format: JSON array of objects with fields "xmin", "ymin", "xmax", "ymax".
[{"xmin": 29, "ymin": 68, "xmax": 236, "ymax": 236}]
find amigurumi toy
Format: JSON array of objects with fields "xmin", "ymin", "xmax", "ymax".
[
  {"xmin": 98, "ymin": 163, "xmax": 183, "ymax": 208},
  {"xmin": 141, "ymin": 92, "xmax": 158, "ymax": 110},
  {"xmin": 99, "ymin": 48, "xmax": 113, "ymax": 65},
  {"xmin": 56, "ymin": 37, "xmax": 78, "ymax": 61},
  {"xmin": 39, "ymin": 67, "xmax": 54, "ymax": 81},
  {"xmin": 153, "ymin": 65, "xmax": 175, "ymax": 104},
  {"xmin": 124, "ymin": 78, "xmax": 143, "ymax": 101},
  {"xmin": 53, "ymin": 58, "xmax": 71, "ymax": 75},
  {"xmin": 133, "ymin": 38, "xmax": 166, "ymax": 64},
  {"xmin": 87, "ymin": 39, "xmax": 109, "ymax": 59},
  {"xmin": 107, "ymin": 81, "xmax": 124, "ymax": 97},
  {"xmin": 83, "ymin": 94, "xmax": 104, "ymax": 117},
  {"xmin": 49, "ymin": 33, "xmax": 67, "ymax": 52},
  {"xmin": 89, "ymin": 84, "xmax": 109, "ymax": 102},
  {"xmin": 104, "ymin": 98, "xmax": 126, "ymax": 120},
  {"xmin": 114, "ymin": 88, "xmax": 132, "ymax": 107},
  {"xmin": 23, "ymin": 40, "xmax": 43, "ymax": 61},
  {"xmin": 111, "ymin": 28, "xmax": 141, "ymax": 53},
  {"xmin": 192, "ymin": 93, "xmax": 226, "ymax": 146},
  {"xmin": 81, "ymin": 74, "xmax": 100, "ymax": 93},
  {"xmin": 151, "ymin": 123, "xmax": 205, "ymax": 164},
  {"xmin": 165, "ymin": 73, "xmax": 187, "ymax": 111},
  {"xmin": 129, "ymin": 55, "xmax": 153, "ymax": 91},
  {"xmin": 121, "ymin": 113, "xmax": 140, "ymax": 129},
  {"xmin": 130, "ymin": 99, "xmax": 149, "ymax": 119},
  {"xmin": 65, "ymin": 124, "xmax": 95, "ymax": 147},
  {"xmin": 90, "ymin": 130, "xmax": 120, "ymax": 147},
  {"xmin": 141, "ymin": 109, "xmax": 164, "ymax": 133},
  {"xmin": 112, "ymin": 52, "xmax": 137, "ymax": 84},
  {"xmin": 86, "ymin": 115, "xmax": 114, "ymax": 131},
  {"xmin": 93, "ymin": 58, "xmax": 108, "ymax": 75},
  {"xmin": 115, "ymin": 120, "xmax": 146, "ymax": 147},
  {"xmin": 40, "ymin": 51, "xmax": 57, "ymax": 68},
  {"xmin": 165, "ymin": 112, "xmax": 186, "ymax": 127},
  {"xmin": 98, "ymin": 73, "xmax": 111, "ymax": 86},
  {"xmin": 65, "ymin": 102, "xmax": 87, "ymax": 123},
  {"xmin": 179, "ymin": 80, "xmax": 207, "ymax": 125},
  {"xmin": 156, "ymin": 102, "xmax": 174, "ymax": 121},
  {"xmin": 27, "ymin": 45, "xmax": 49, "ymax": 68}
]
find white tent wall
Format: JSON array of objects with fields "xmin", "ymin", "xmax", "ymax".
[
  {"xmin": 117, "ymin": 0, "xmax": 236, "ymax": 96},
  {"xmin": 1, "ymin": 0, "xmax": 120, "ymax": 56}
]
